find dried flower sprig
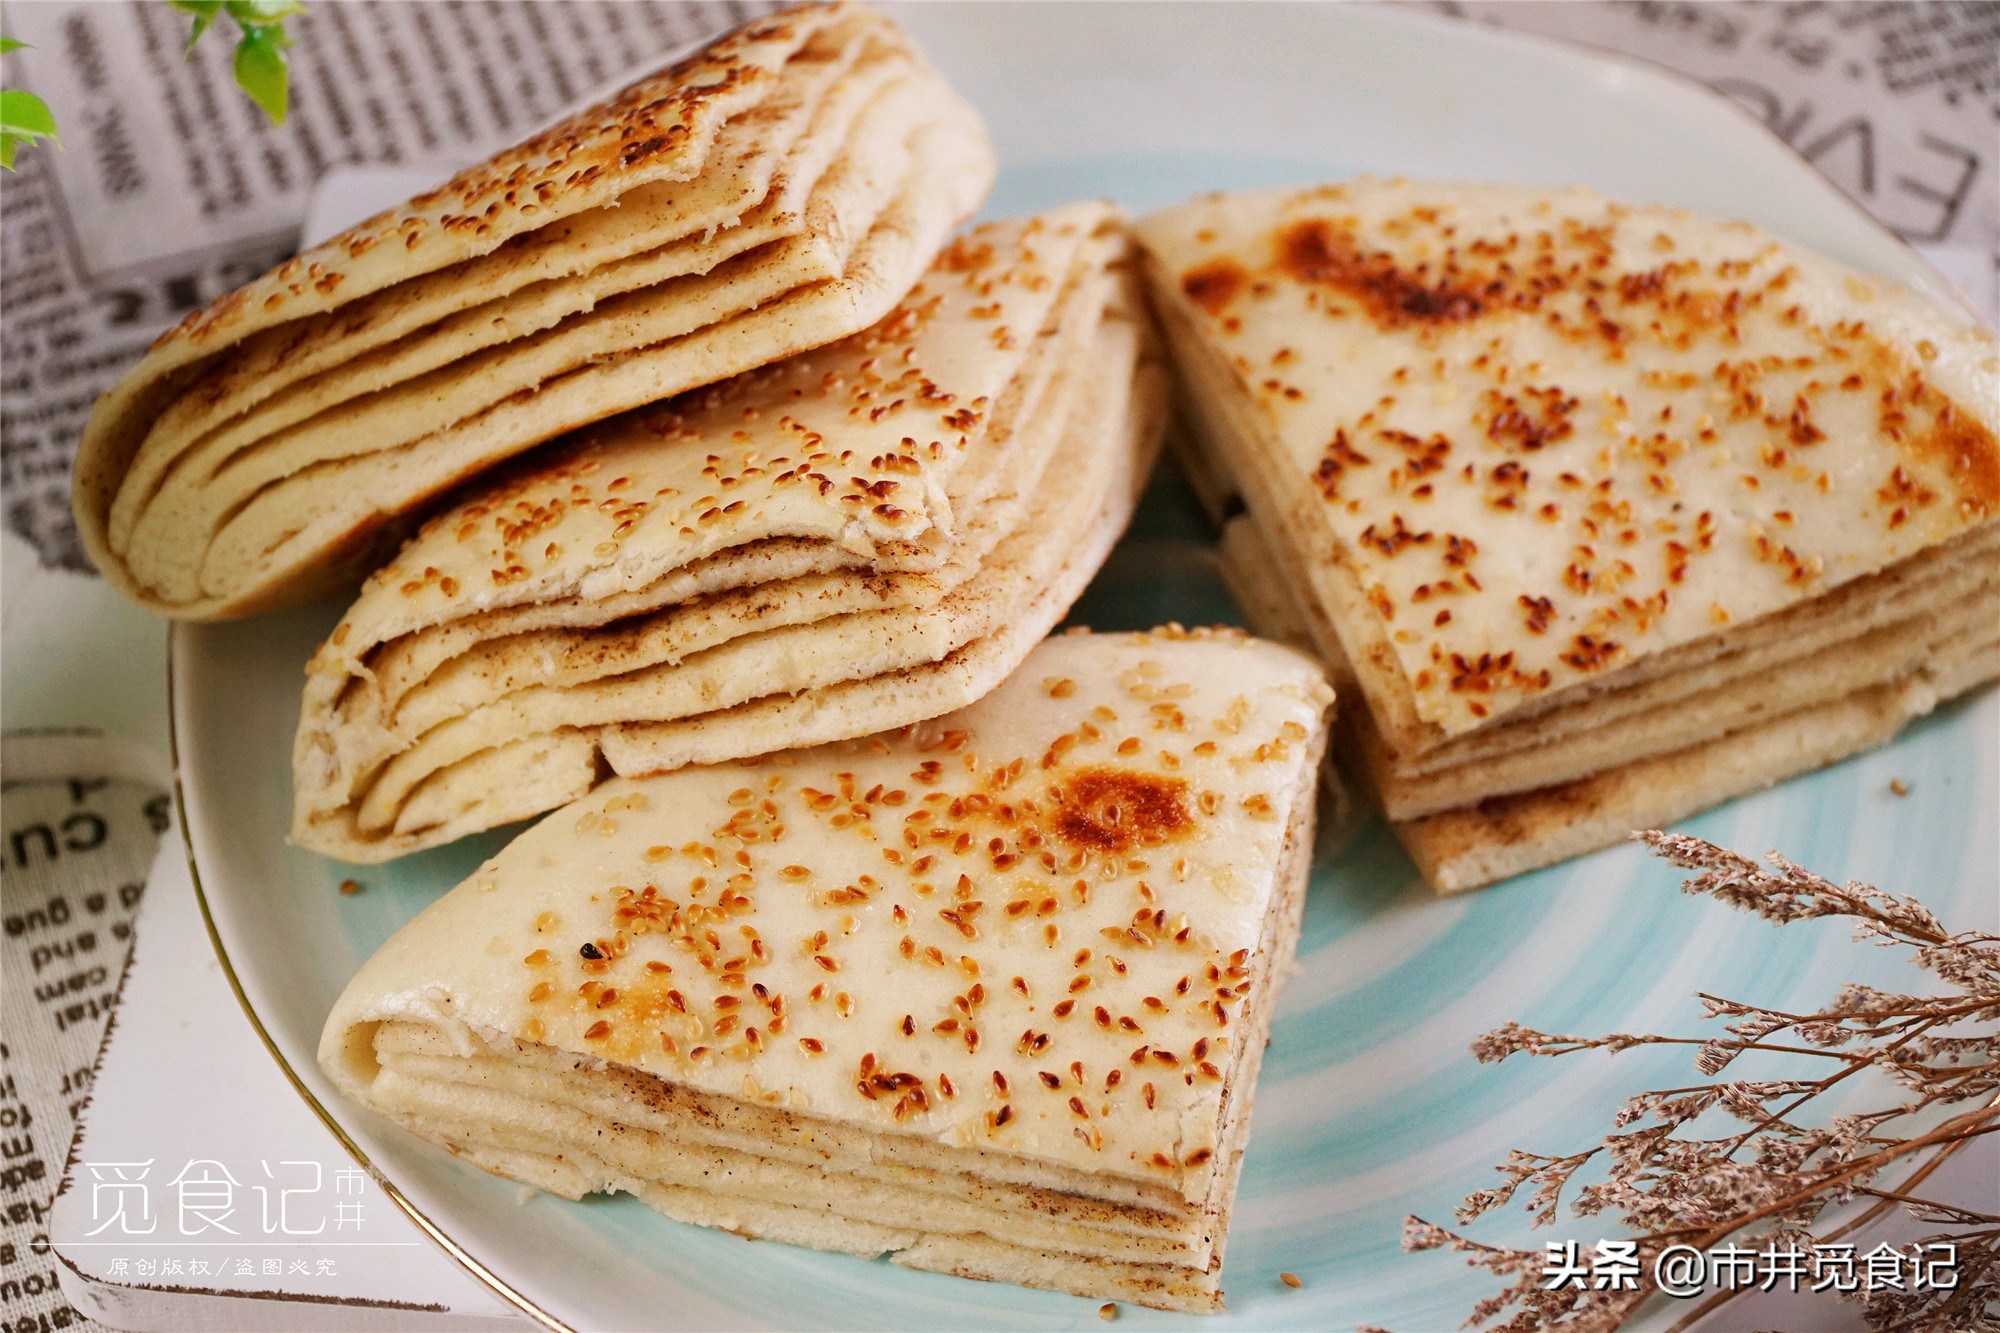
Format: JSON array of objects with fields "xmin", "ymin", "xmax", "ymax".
[{"xmin": 1404, "ymin": 831, "xmax": 2000, "ymax": 1333}]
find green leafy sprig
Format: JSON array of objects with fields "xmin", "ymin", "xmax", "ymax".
[
  {"xmin": 169, "ymin": 0, "xmax": 306, "ymax": 125},
  {"xmin": 0, "ymin": 2, "xmax": 304, "ymax": 171},
  {"xmin": 1, "ymin": 37, "xmax": 57, "ymax": 170}
]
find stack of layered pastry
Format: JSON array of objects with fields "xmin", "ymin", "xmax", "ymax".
[
  {"xmin": 293, "ymin": 202, "xmax": 1167, "ymax": 862},
  {"xmin": 321, "ymin": 628, "xmax": 1333, "ymax": 1312},
  {"xmin": 1137, "ymin": 179, "xmax": 2000, "ymax": 893},
  {"xmin": 74, "ymin": 1, "xmax": 993, "ymax": 619}
]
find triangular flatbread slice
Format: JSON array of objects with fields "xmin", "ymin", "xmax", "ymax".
[
  {"xmin": 319, "ymin": 627, "xmax": 1333, "ymax": 1311},
  {"xmin": 1142, "ymin": 179, "xmax": 1999, "ymax": 891}
]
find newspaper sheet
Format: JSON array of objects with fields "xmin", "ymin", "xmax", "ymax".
[
  {"xmin": 1441, "ymin": 1, "xmax": 1998, "ymax": 256},
  {"xmin": 0, "ymin": 738, "xmax": 167, "ymax": 1333}
]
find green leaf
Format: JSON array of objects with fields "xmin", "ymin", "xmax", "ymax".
[
  {"xmin": 223, "ymin": 0, "xmax": 305, "ymax": 27},
  {"xmin": 169, "ymin": 0, "xmax": 223, "ymax": 52},
  {"xmin": 232, "ymin": 24, "xmax": 288, "ymax": 125},
  {"xmin": 0, "ymin": 88, "xmax": 57, "ymax": 138},
  {"xmin": 0, "ymin": 88, "xmax": 56, "ymax": 170},
  {"xmin": 0, "ymin": 36, "xmax": 30, "ymax": 54}
]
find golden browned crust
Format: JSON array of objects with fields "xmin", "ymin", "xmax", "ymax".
[
  {"xmin": 71, "ymin": 4, "xmax": 1000, "ymax": 621},
  {"xmin": 1139, "ymin": 181, "xmax": 2000, "ymax": 758},
  {"xmin": 166, "ymin": 5, "xmax": 841, "ymax": 354}
]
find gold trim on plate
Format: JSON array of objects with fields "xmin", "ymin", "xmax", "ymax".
[{"xmin": 169, "ymin": 624, "xmax": 573, "ymax": 1333}]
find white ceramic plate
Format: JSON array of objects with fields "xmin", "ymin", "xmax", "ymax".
[{"xmin": 174, "ymin": 5, "xmax": 1997, "ymax": 1330}]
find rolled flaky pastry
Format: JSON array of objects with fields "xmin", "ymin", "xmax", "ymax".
[
  {"xmin": 320, "ymin": 628, "xmax": 1333, "ymax": 1313},
  {"xmin": 1136, "ymin": 179, "xmax": 2000, "ymax": 892},
  {"xmin": 292, "ymin": 203, "xmax": 1167, "ymax": 862},
  {"xmin": 75, "ymin": 2, "xmax": 993, "ymax": 619}
]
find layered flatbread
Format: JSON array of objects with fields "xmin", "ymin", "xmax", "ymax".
[
  {"xmin": 76, "ymin": 3, "xmax": 994, "ymax": 619},
  {"xmin": 320, "ymin": 627, "xmax": 1333, "ymax": 1312},
  {"xmin": 1138, "ymin": 178, "xmax": 1999, "ymax": 891},
  {"xmin": 294, "ymin": 204, "xmax": 1170, "ymax": 862}
]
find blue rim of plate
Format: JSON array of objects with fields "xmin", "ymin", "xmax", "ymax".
[{"xmin": 166, "ymin": 9, "xmax": 1994, "ymax": 1331}]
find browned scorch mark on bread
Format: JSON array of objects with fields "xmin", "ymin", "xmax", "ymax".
[
  {"xmin": 1179, "ymin": 259, "xmax": 1248, "ymax": 317},
  {"xmin": 1273, "ymin": 217, "xmax": 1490, "ymax": 328},
  {"xmin": 1051, "ymin": 769, "xmax": 1194, "ymax": 853}
]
